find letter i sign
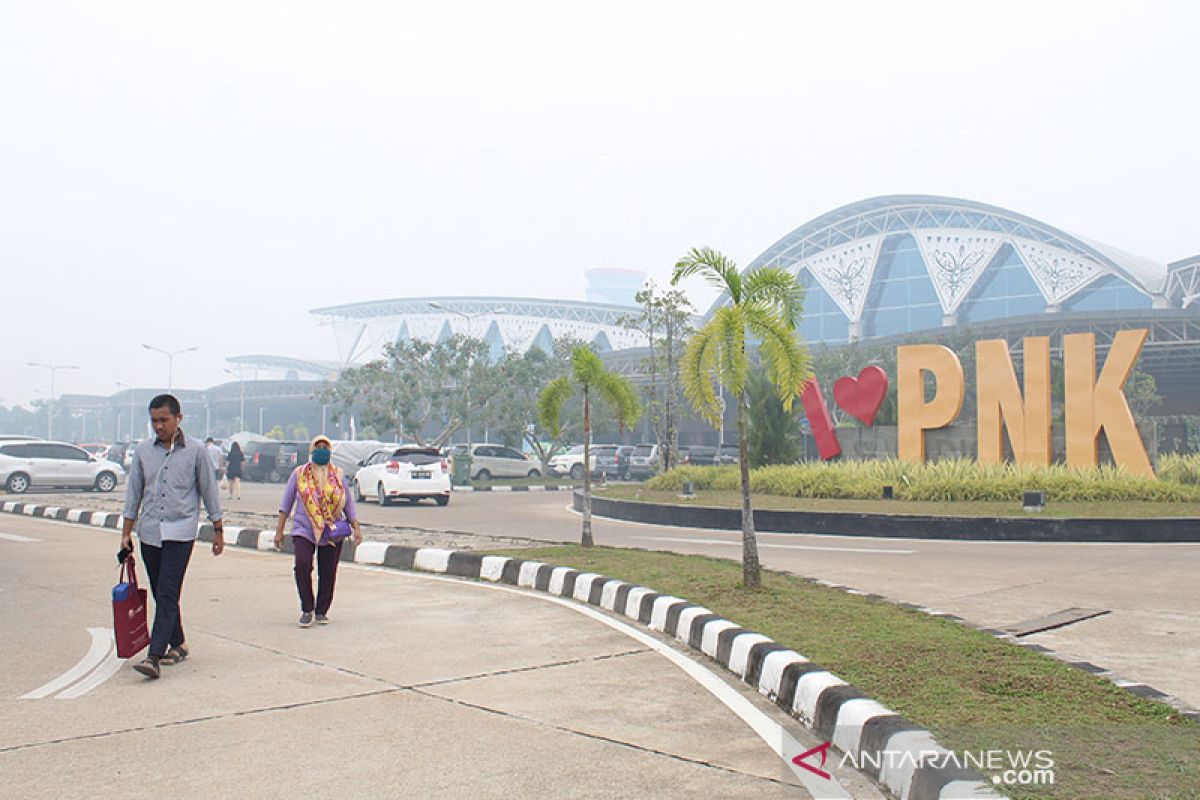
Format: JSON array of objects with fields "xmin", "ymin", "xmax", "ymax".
[{"xmin": 802, "ymin": 366, "xmax": 889, "ymax": 460}]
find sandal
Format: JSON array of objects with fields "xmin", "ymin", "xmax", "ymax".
[
  {"xmin": 133, "ymin": 657, "xmax": 161, "ymax": 679},
  {"xmin": 160, "ymin": 645, "xmax": 189, "ymax": 666}
]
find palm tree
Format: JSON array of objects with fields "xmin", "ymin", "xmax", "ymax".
[
  {"xmin": 672, "ymin": 247, "xmax": 811, "ymax": 588},
  {"xmin": 539, "ymin": 345, "xmax": 641, "ymax": 547}
]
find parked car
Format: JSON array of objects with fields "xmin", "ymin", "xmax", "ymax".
[
  {"xmin": 680, "ymin": 445, "xmax": 719, "ymax": 465},
  {"xmin": 627, "ymin": 443, "xmax": 659, "ymax": 480},
  {"xmin": 451, "ymin": 443, "xmax": 541, "ymax": 480},
  {"xmin": 241, "ymin": 441, "xmax": 306, "ymax": 482},
  {"xmin": 591, "ymin": 445, "xmax": 621, "ymax": 478},
  {"xmin": 354, "ymin": 446, "xmax": 451, "ymax": 506},
  {"xmin": 0, "ymin": 440, "xmax": 125, "ymax": 494},
  {"xmin": 717, "ymin": 444, "xmax": 740, "ymax": 465},
  {"xmin": 548, "ymin": 444, "xmax": 596, "ymax": 479}
]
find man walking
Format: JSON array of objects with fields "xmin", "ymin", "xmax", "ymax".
[
  {"xmin": 121, "ymin": 394, "xmax": 225, "ymax": 679},
  {"xmin": 205, "ymin": 436, "xmax": 223, "ymax": 483}
]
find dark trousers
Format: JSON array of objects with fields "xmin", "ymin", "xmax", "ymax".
[
  {"xmin": 140, "ymin": 539, "xmax": 194, "ymax": 658},
  {"xmin": 292, "ymin": 536, "xmax": 343, "ymax": 614}
]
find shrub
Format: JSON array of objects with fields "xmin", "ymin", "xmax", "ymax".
[{"xmin": 647, "ymin": 458, "xmax": 1200, "ymax": 503}]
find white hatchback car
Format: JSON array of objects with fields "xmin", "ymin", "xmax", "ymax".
[
  {"xmin": 354, "ymin": 446, "xmax": 451, "ymax": 506},
  {"xmin": 0, "ymin": 440, "xmax": 125, "ymax": 494}
]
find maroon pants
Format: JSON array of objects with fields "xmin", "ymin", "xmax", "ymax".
[{"xmin": 292, "ymin": 536, "xmax": 343, "ymax": 615}]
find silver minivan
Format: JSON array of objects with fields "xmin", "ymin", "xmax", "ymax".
[
  {"xmin": 0, "ymin": 441, "xmax": 125, "ymax": 494},
  {"xmin": 453, "ymin": 443, "xmax": 540, "ymax": 480}
]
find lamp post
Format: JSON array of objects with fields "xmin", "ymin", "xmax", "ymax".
[
  {"xmin": 141, "ymin": 344, "xmax": 198, "ymax": 392},
  {"xmin": 27, "ymin": 362, "xmax": 80, "ymax": 440},
  {"xmin": 223, "ymin": 368, "xmax": 246, "ymax": 433},
  {"xmin": 427, "ymin": 302, "xmax": 506, "ymax": 444}
]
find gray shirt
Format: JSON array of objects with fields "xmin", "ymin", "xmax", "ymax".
[{"xmin": 123, "ymin": 430, "xmax": 223, "ymax": 546}]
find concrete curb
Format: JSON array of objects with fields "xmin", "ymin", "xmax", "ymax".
[
  {"xmin": 4, "ymin": 499, "xmax": 1005, "ymax": 799},
  {"xmin": 582, "ymin": 491, "xmax": 1200, "ymax": 542},
  {"xmin": 453, "ymin": 484, "xmax": 576, "ymax": 493}
]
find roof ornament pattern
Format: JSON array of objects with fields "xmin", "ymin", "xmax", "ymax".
[
  {"xmin": 1012, "ymin": 240, "xmax": 1104, "ymax": 304},
  {"xmin": 800, "ymin": 237, "xmax": 882, "ymax": 320},
  {"xmin": 914, "ymin": 230, "xmax": 1004, "ymax": 314}
]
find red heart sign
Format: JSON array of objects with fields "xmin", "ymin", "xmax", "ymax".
[{"xmin": 833, "ymin": 366, "xmax": 889, "ymax": 426}]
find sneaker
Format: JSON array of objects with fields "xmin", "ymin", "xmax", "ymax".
[
  {"xmin": 298, "ymin": 612, "xmax": 314, "ymax": 627},
  {"xmin": 315, "ymin": 614, "xmax": 330, "ymax": 625}
]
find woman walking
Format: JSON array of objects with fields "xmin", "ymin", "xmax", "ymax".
[
  {"xmin": 225, "ymin": 441, "xmax": 244, "ymax": 500},
  {"xmin": 274, "ymin": 435, "xmax": 361, "ymax": 626}
]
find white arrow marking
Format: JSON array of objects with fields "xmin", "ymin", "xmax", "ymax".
[
  {"xmin": 56, "ymin": 645, "xmax": 126, "ymax": 699},
  {"xmin": 21, "ymin": 628, "xmax": 112, "ymax": 699}
]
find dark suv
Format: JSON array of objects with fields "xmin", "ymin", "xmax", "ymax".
[
  {"xmin": 242, "ymin": 440, "xmax": 308, "ymax": 482},
  {"xmin": 681, "ymin": 445, "xmax": 718, "ymax": 466}
]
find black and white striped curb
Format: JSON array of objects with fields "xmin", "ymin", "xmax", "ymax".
[
  {"xmin": 807, "ymin": 578, "xmax": 1200, "ymax": 725},
  {"xmin": 453, "ymin": 484, "xmax": 576, "ymax": 493},
  {"xmin": 5, "ymin": 498, "xmax": 1002, "ymax": 799}
]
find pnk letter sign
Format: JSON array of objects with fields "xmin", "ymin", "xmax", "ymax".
[{"xmin": 897, "ymin": 328, "xmax": 1153, "ymax": 476}]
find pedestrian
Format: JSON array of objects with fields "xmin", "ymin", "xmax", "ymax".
[
  {"xmin": 274, "ymin": 434, "xmax": 361, "ymax": 627},
  {"xmin": 205, "ymin": 436, "xmax": 223, "ymax": 483},
  {"xmin": 225, "ymin": 440, "xmax": 244, "ymax": 500},
  {"xmin": 120, "ymin": 394, "xmax": 224, "ymax": 680}
]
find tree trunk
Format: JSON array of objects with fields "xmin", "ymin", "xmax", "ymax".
[
  {"xmin": 581, "ymin": 386, "xmax": 594, "ymax": 547},
  {"xmin": 736, "ymin": 391, "xmax": 760, "ymax": 588}
]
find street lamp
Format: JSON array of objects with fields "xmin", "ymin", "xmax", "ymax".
[
  {"xmin": 26, "ymin": 362, "xmax": 80, "ymax": 440},
  {"xmin": 142, "ymin": 344, "xmax": 198, "ymax": 391},
  {"xmin": 223, "ymin": 368, "xmax": 246, "ymax": 434},
  {"xmin": 427, "ymin": 302, "xmax": 507, "ymax": 443}
]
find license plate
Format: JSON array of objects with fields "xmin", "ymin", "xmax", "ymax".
[{"xmin": 411, "ymin": 471, "xmax": 431, "ymax": 479}]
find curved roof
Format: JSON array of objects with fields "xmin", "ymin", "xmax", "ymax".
[
  {"xmin": 741, "ymin": 194, "xmax": 1168, "ymax": 298},
  {"xmin": 226, "ymin": 355, "xmax": 339, "ymax": 378},
  {"xmin": 311, "ymin": 295, "xmax": 639, "ymax": 326}
]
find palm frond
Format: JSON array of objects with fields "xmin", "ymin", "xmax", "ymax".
[
  {"xmin": 715, "ymin": 306, "xmax": 749, "ymax": 397},
  {"xmin": 742, "ymin": 266, "xmax": 805, "ymax": 328},
  {"xmin": 537, "ymin": 375, "xmax": 573, "ymax": 437},
  {"xmin": 571, "ymin": 345, "xmax": 605, "ymax": 386},
  {"xmin": 595, "ymin": 371, "xmax": 642, "ymax": 431},
  {"xmin": 672, "ymin": 246, "xmax": 742, "ymax": 304},
  {"xmin": 746, "ymin": 305, "xmax": 812, "ymax": 412},
  {"xmin": 680, "ymin": 317, "xmax": 724, "ymax": 426}
]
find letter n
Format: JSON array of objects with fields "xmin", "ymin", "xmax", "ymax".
[
  {"xmin": 1064, "ymin": 329, "xmax": 1153, "ymax": 476},
  {"xmin": 976, "ymin": 337, "xmax": 1051, "ymax": 465},
  {"xmin": 897, "ymin": 344, "xmax": 964, "ymax": 463}
]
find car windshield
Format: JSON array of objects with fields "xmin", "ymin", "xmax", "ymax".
[{"xmin": 393, "ymin": 448, "xmax": 440, "ymax": 465}]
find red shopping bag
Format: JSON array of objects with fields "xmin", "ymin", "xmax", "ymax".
[{"xmin": 112, "ymin": 556, "xmax": 150, "ymax": 658}]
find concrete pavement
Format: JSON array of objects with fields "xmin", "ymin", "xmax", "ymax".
[{"xmin": 1, "ymin": 512, "xmax": 885, "ymax": 799}]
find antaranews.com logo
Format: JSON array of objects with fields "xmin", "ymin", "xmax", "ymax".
[{"xmin": 793, "ymin": 743, "xmax": 1055, "ymax": 787}]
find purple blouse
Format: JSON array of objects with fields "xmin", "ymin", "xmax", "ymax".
[{"xmin": 279, "ymin": 468, "xmax": 359, "ymax": 545}]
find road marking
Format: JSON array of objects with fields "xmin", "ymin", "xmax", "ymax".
[
  {"xmin": 56, "ymin": 648, "xmax": 126, "ymax": 699},
  {"xmin": 0, "ymin": 532, "xmax": 40, "ymax": 542},
  {"xmin": 354, "ymin": 564, "xmax": 855, "ymax": 798},
  {"xmin": 632, "ymin": 535, "xmax": 915, "ymax": 555},
  {"xmin": 21, "ymin": 628, "xmax": 114, "ymax": 700}
]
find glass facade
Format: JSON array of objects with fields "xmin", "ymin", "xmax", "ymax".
[
  {"xmin": 958, "ymin": 244, "xmax": 1046, "ymax": 324},
  {"xmin": 797, "ymin": 270, "xmax": 849, "ymax": 344},
  {"xmin": 1062, "ymin": 274, "xmax": 1153, "ymax": 313},
  {"xmin": 860, "ymin": 234, "xmax": 942, "ymax": 338}
]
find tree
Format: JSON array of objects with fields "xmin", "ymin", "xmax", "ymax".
[
  {"xmin": 746, "ymin": 367, "xmax": 802, "ymax": 466},
  {"xmin": 538, "ymin": 345, "xmax": 641, "ymax": 547},
  {"xmin": 620, "ymin": 282, "xmax": 693, "ymax": 473},
  {"xmin": 266, "ymin": 425, "xmax": 286, "ymax": 441},
  {"xmin": 321, "ymin": 335, "xmax": 490, "ymax": 446},
  {"xmin": 673, "ymin": 247, "xmax": 812, "ymax": 588}
]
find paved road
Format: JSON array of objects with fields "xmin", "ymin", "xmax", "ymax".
[
  {"xmin": 210, "ymin": 482, "xmax": 1200, "ymax": 710},
  {"xmin": 1, "ymin": 512, "xmax": 883, "ymax": 799}
]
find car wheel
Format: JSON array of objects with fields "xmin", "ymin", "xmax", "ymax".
[
  {"xmin": 569, "ymin": 464, "xmax": 584, "ymax": 480},
  {"xmin": 5, "ymin": 472, "xmax": 30, "ymax": 494},
  {"xmin": 355, "ymin": 480, "xmax": 365, "ymax": 502},
  {"xmin": 474, "ymin": 469, "xmax": 491, "ymax": 481},
  {"xmin": 269, "ymin": 468, "xmax": 283, "ymax": 483},
  {"xmin": 94, "ymin": 472, "xmax": 118, "ymax": 493},
  {"xmin": 527, "ymin": 469, "xmax": 540, "ymax": 478},
  {"xmin": 435, "ymin": 495, "xmax": 450, "ymax": 506},
  {"xmin": 377, "ymin": 484, "xmax": 389, "ymax": 507}
]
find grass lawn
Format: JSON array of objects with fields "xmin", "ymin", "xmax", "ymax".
[
  {"xmin": 483, "ymin": 544, "xmax": 1199, "ymax": 799},
  {"xmin": 598, "ymin": 485, "xmax": 1200, "ymax": 519}
]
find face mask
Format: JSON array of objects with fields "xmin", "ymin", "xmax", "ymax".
[{"xmin": 311, "ymin": 448, "xmax": 331, "ymax": 465}]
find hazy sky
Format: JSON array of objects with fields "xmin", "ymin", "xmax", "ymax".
[{"xmin": 2, "ymin": 1, "xmax": 1197, "ymax": 406}]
